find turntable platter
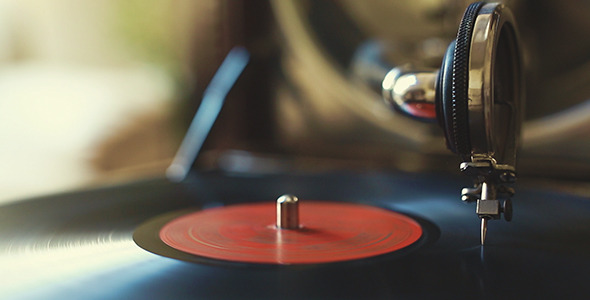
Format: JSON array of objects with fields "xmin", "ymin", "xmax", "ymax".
[{"xmin": 1, "ymin": 171, "xmax": 590, "ymax": 299}]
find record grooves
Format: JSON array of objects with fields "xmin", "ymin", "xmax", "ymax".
[{"xmin": 2, "ymin": 171, "xmax": 590, "ymax": 299}]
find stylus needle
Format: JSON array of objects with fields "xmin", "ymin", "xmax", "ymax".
[{"xmin": 480, "ymin": 218, "xmax": 488, "ymax": 245}]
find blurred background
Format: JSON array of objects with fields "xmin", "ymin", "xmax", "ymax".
[
  {"xmin": 3, "ymin": 0, "xmax": 590, "ymax": 203},
  {"xmin": 0, "ymin": 0, "xmax": 212, "ymax": 202}
]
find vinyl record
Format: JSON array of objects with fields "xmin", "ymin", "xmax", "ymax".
[
  {"xmin": 1, "ymin": 171, "xmax": 590, "ymax": 299},
  {"xmin": 136, "ymin": 200, "xmax": 426, "ymax": 265}
]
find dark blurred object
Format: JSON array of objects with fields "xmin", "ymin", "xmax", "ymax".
[
  {"xmin": 187, "ymin": 0, "xmax": 590, "ymax": 180},
  {"xmin": 513, "ymin": 0, "xmax": 590, "ymax": 119},
  {"xmin": 184, "ymin": 1, "xmax": 279, "ymax": 163}
]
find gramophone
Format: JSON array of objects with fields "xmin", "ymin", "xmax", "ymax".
[{"xmin": 2, "ymin": 1, "xmax": 590, "ymax": 299}]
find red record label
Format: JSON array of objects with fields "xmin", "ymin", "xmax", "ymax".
[{"xmin": 160, "ymin": 201, "xmax": 422, "ymax": 264}]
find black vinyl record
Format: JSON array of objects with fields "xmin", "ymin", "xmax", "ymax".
[{"xmin": 1, "ymin": 170, "xmax": 590, "ymax": 299}]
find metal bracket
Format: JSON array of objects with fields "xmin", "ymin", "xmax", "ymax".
[{"xmin": 460, "ymin": 157, "xmax": 515, "ymax": 221}]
